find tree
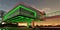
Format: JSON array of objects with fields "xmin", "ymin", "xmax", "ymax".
[{"xmin": 0, "ymin": 10, "xmax": 6, "ymax": 23}]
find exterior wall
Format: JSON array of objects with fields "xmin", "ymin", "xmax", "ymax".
[{"xmin": 34, "ymin": 15, "xmax": 60, "ymax": 26}]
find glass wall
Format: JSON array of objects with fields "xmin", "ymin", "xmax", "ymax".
[
  {"xmin": 7, "ymin": 10, "xmax": 20, "ymax": 19},
  {"xmin": 20, "ymin": 8, "xmax": 34, "ymax": 18}
]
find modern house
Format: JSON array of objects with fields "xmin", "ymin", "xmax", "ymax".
[{"xmin": 3, "ymin": 3, "xmax": 45, "ymax": 27}]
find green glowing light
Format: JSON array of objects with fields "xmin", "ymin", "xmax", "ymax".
[
  {"xmin": 25, "ymin": 18, "xmax": 29, "ymax": 19},
  {"xmin": 6, "ymin": 17, "xmax": 34, "ymax": 23},
  {"xmin": 3, "ymin": 5, "xmax": 36, "ymax": 20},
  {"xmin": 3, "ymin": 6, "xmax": 20, "ymax": 20},
  {"xmin": 3, "ymin": 5, "xmax": 37, "ymax": 23}
]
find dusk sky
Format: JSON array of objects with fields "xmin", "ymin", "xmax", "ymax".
[{"xmin": 0, "ymin": 0, "xmax": 60, "ymax": 14}]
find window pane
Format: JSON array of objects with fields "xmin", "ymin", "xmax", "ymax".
[
  {"xmin": 8, "ymin": 10, "xmax": 20, "ymax": 19},
  {"xmin": 20, "ymin": 8, "xmax": 34, "ymax": 18}
]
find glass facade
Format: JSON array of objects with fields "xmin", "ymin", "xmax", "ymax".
[
  {"xmin": 3, "ymin": 5, "xmax": 37, "ymax": 23},
  {"xmin": 7, "ymin": 10, "xmax": 20, "ymax": 19},
  {"xmin": 20, "ymin": 8, "xmax": 34, "ymax": 18}
]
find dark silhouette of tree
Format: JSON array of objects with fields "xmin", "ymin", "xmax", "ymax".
[
  {"xmin": 0, "ymin": 10, "xmax": 5, "ymax": 18},
  {"xmin": 0, "ymin": 10, "xmax": 6, "ymax": 23}
]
